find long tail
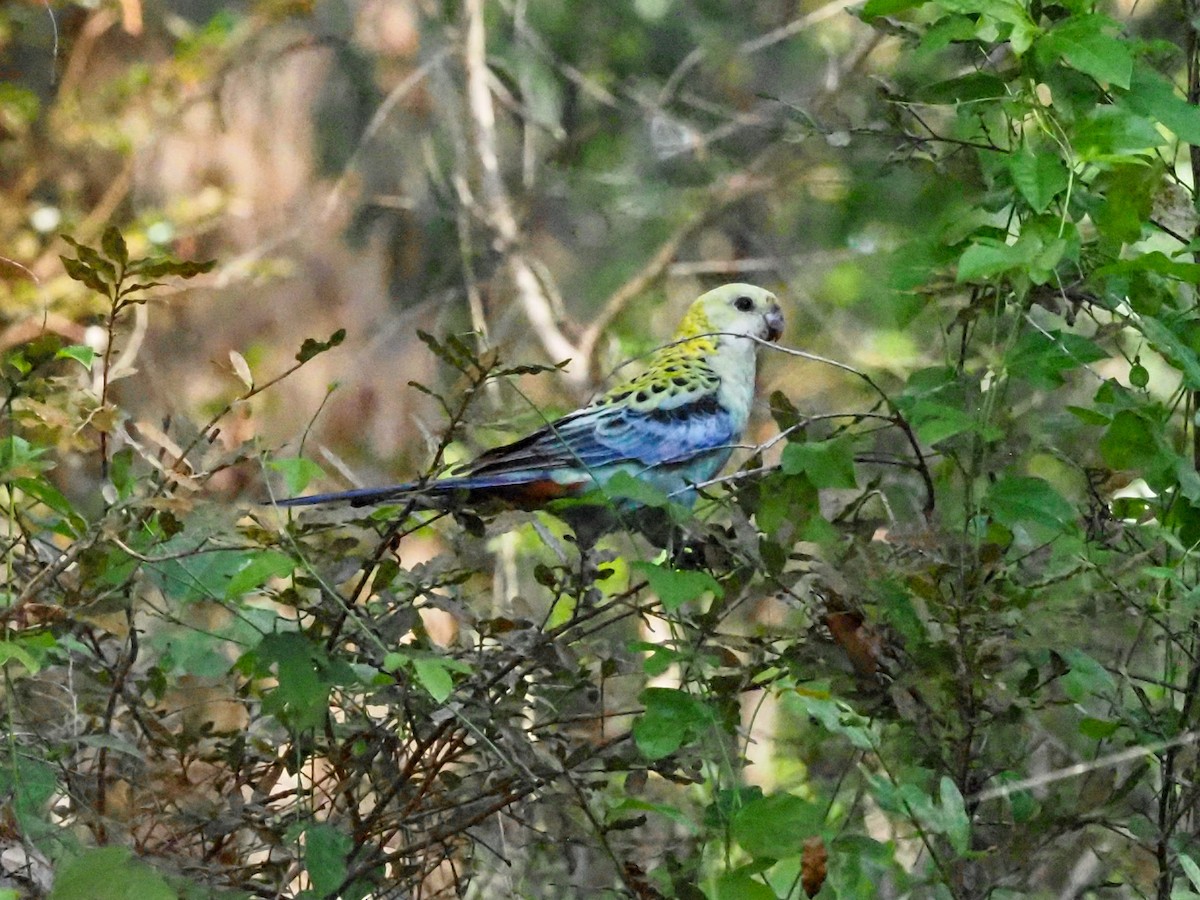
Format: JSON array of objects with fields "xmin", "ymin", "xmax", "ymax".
[
  {"xmin": 273, "ymin": 471, "xmax": 585, "ymax": 508},
  {"xmin": 272, "ymin": 482, "xmax": 421, "ymax": 508}
]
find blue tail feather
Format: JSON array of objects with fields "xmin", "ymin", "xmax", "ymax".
[
  {"xmin": 272, "ymin": 483, "xmax": 421, "ymax": 507},
  {"xmin": 272, "ymin": 470, "xmax": 573, "ymax": 508}
]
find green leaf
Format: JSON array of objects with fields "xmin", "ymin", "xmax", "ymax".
[
  {"xmin": 602, "ymin": 469, "xmax": 670, "ymax": 507},
  {"xmin": 991, "ymin": 771, "xmax": 1038, "ymax": 823},
  {"xmin": 1079, "ymin": 716, "xmax": 1121, "ymax": 739},
  {"xmin": 780, "ymin": 438, "xmax": 857, "ymax": 489},
  {"xmin": 296, "ymin": 328, "xmax": 347, "ymax": 363},
  {"xmin": 938, "ymin": 776, "xmax": 970, "ymax": 854},
  {"xmin": 412, "ymin": 656, "xmax": 455, "ymax": 702},
  {"xmin": 1005, "ymin": 329, "xmax": 1108, "ymax": 389},
  {"xmin": 60, "ymin": 255, "xmax": 111, "ymax": 294},
  {"xmin": 225, "ymin": 550, "xmax": 297, "ymax": 598},
  {"xmin": 940, "ymin": 0, "xmax": 1031, "ymax": 28},
  {"xmin": 304, "ymin": 823, "xmax": 352, "ymax": 897},
  {"xmin": 153, "ymin": 627, "xmax": 236, "ymax": 678},
  {"xmin": 0, "ymin": 436, "xmax": 52, "ymax": 478},
  {"xmin": 633, "ymin": 687, "xmax": 711, "ymax": 759},
  {"xmin": 1124, "ymin": 63, "xmax": 1200, "ymax": 145},
  {"xmin": 416, "ymin": 329, "xmax": 473, "ymax": 371},
  {"xmin": 632, "ymin": 562, "xmax": 723, "ymax": 611},
  {"xmin": 1098, "ymin": 251, "xmax": 1200, "ymax": 283},
  {"xmin": 269, "ymin": 457, "xmax": 326, "ymax": 496},
  {"xmin": 250, "ymin": 632, "xmax": 356, "ymax": 731},
  {"xmin": 1136, "ymin": 313, "xmax": 1200, "ymax": 390},
  {"xmin": 108, "ymin": 447, "xmax": 135, "ymax": 501},
  {"xmin": 732, "ymin": 792, "xmax": 823, "ymax": 860},
  {"xmin": 1099, "ymin": 410, "xmax": 1164, "ymax": 471},
  {"xmin": 155, "ymin": 547, "xmax": 251, "ymax": 602},
  {"xmin": 861, "ymin": 0, "xmax": 924, "ymax": 17},
  {"xmin": 917, "ymin": 14, "xmax": 978, "ymax": 55},
  {"xmin": 630, "ymin": 640, "xmax": 687, "ymax": 677},
  {"xmin": 754, "ymin": 472, "xmax": 818, "ymax": 537},
  {"xmin": 1093, "ymin": 165, "xmax": 1161, "ymax": 244},
  {"xmin": 956, "ymin": 237, "xmax": 1035, "ymax": 282},
  {"xmin": 0, "ymin": 756, "xmax": 57, "ymax": 840},
  {"xmin": 713, "ymin": 870, "xmax": 777, "ymax": 900},
  {"xmin": 1181, "ymin": 854, "xmax": 1200, "ymax": 893},
  {"xmin": 1038, "ymin": 15, "xmax": 1131, "ymax": 88},
  {"xmin": 1074, "ymin": 106, "xmax": 1164, "ymax": 160},
  {"xmin": 1008, "ymin": 147, "xmax": 1070, "ymax": 213},
  {"xmin": 100, "ymin": 225, "xmax": 129, "ymax": 267},
  {"xmin": 0, "ymin": 639, "xmax": 42, "ymax": 674},
  {"xmin": 55, "ymin": 344, "xmax": 96, "ymax": 371},
  {"xmin": 1061, "ymin": 648, "xmax": 1116, "ymax": 702},
  {"xmin": 13, "ymin": 477, "xmax": 86, "ymax": 534},
  {"xmin": 917, "ymin": 72, "xmax": 1008, "ymax": 104},
  {"xmin": 785, "ymin": 686, "xmax": 877, "ymax": 750},
  {"xmin": 903, "ymin": 400, "xmax": 985, "ymax": 445},
  {"xmin": 50, "ymin": 847, "xmax": 175, "ymax": 900},
  {"xmin": 126, "ymin": 256, "xmax": 216, "ymax": 279},
  {"xmin": 984, "ymin": 476, "xmax": 1076, "ymax": 533},
  {"xmin": 1067, "ymin": 405, "xmax": 1111, "ymax": 426}
]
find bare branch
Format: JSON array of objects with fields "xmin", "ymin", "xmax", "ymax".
[{"xmin": 461, "ymin": 0, "xmax": 583, "ymax": 380}]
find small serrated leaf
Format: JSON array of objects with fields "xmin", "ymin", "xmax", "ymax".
[
  {"xmin": 64, "ymin": 240, "xmax": 117, "ymax": 281},
  {"xmin": 101, "ymin": 225, "xmax": 128, "ymax": 267},
  {"xmin": 769, "ymin": 389, "xmax": 804, "ymax": 431},
  {"xmin": 497, "ymin": 362, "xmax": 563, "ymax": 377},
  {"xmin": 173, "ymin": 258, "xmax": 217, "ymax": 278},
  {"xmin": 120, "ymin": 281, "xmax": 165, "ymax": 295},
  {"xmin": 60, "ymin": 255, "xmax": 110, "ymax": 294},
  {"xmin": 296, "ymin": 329, "xmax": 347, "ymax": 363},
  {"xmin": 418, "ymin": 329, "xmax": 475, "ymax": 372},
  {"xmin": 126, "ymin": 256, "xmax": 216, "ymax": 279}
]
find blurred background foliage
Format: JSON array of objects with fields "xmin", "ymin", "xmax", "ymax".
[
  {"xmin": 9, "ymin": 0, "xmax": 1200, "ymax": 898},
  {"xmin": 3, "ymin": 0, "xmax": 911, "ymax": 484}
]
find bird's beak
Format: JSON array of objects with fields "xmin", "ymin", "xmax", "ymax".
[{"xmin": 764, "ymin": 306, "xmax": 785, "ymax": 342}]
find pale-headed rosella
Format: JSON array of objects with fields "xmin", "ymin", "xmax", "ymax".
[{"xmin": 275, "ymin": 283, "xmax": 784, "ymax": 516}]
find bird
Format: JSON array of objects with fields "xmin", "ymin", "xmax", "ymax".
[{"xmin": 275, "ymin": 283, "xmax": 784, "ymax": 522}]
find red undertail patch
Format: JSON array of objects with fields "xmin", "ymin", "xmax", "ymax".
[{"xmin": 498, "ymin": 478, "xmax": 588, "ymax": 504}]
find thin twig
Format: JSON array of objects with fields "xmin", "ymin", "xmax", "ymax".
[
  {"xmin": 973, "ymin": 730, "xmax": 1200, "ymax": 804},
  {"xmin": 756, "ymin": 338, "xmax": 937, "ymax": 519}
]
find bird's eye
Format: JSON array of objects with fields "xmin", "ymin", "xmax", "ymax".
[{"xmin": 734, "ymin": 295, "xmax": 754, "ymax": 312}]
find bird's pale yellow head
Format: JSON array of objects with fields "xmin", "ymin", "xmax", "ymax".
[{"xmin": 675, "ymin": 283, "xmax": 784, "ymax": 344}]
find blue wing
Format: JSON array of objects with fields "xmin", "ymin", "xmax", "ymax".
[{"xmin": 462, "ymin": 393, "xmax": 737, "ymax": 479}]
